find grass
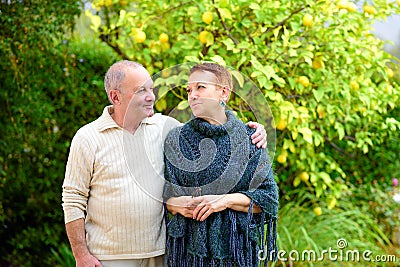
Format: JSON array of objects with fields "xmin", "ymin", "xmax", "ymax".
[{"xmin": 269, "ymin": 189, "xmax": 400, "ymax": 267}]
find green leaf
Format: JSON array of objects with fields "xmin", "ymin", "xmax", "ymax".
[
  {"xmin": 312, "ymin": 89, "xmax": 324, "ymax": 102},
  {"xmin": 319, "ymin": 172, "xmax": 332, "ymax": 185},
  {"xmin": 117, "ymin": 10, "xmax": 126, "ymax": 27},
  {"xmin": 222, "ymin": 38, "xmax": 235, "ymax": 50},
  {"xmin": 279, "ymin": 101, "xmax": 295, "ymax": 112},
  {"xmin": 206, "ymin": 32, "xmax": 214, "ymax": 46},
  {"xmin": 249, "ymin": 3, "xmax": 260, "ymax": 10},
  {"xmin": 298, "ymin": 127, "xmax": 313, "ymax": 144},
  {"xmin": 184, "ymin": 56, "xmax": 200, "ymax": 62},
  {"xmin": 177, "ymin": 100, "xmax": 189, "ymax": 110},
  {"xmin": 231, "ymin": 70, "xmax": 244, "ymax": 88},
  {"xmin": 157, "ymin": 86, "xmax": 169, "ymax": 98},
  {"xmin": 218, "ymin": 8, "xmax": 232, "ymax": 20},
  {"xmin": 210, "ymin": 55, "xmax": 226, "ymax": 66},
  {"xmin": 334, "ymin": 122, "xmax": 345, "ymax": 140},
  {"xmin": 85, "ymin": 10, "xmax": 101, "ymax": 31},
  {"xmin": 293, "ymin": 176, "xmax": 301, "ymax": 187}
]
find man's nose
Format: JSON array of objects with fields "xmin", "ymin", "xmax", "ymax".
[{"xmin": 146, "ymin": 91, "xmax": 155, "ymax": 102}]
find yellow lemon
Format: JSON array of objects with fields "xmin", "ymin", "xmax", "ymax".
[
  {"xmin": 313, "ymin": 207, "xmax": 322, "ymax": 216},
  {"xmin": 202, "ymin": 11, "xmax": 213, "ymax": 24},
  {"xmin": 317, "ymin": 105, "xmax": 325, "ymax": 118},
  {"xmin": 276, "ymin": 119, "xmax": 287, "ymax": 131},
  {"xmin": 299, "ymin": 172, "xmax": 310, "ymax": 182},
  {"xmin": 350, "ymin": 80, "xmax": 359, "ymax": 91},
  {"xmin": 298, "ymin": 76, "xmax": 310, "ymax": 87},
  {"xmin": 385, "ymin": 84, "xmax": 392, "ymax": 94},
  {"xmin": 199, "ymin": 31, "xmax": 209, "ymax": 44},
  {"xmin": 387, "ymin": 68, "xmax": 394, "ymax": 78},
  {"xmin": 134, "ymin": 31, "xmax": 146, "ymax": 43},
  {"xmin": 277, "ymin": 154, "xmax": 287, "ymax": 164},
  {"xmin": 337, "ymin": 0, "xmax": 348, "ymax": 9},
  {"xmin": 159, "ymin": 33, "xmax": 169, "ymax": 43},
  {"xmin": 302, "ymin": 14, "xmax": 313, "ymax": 27},
  {"xmin": 105, "ymin": 0, "xmax": 113, "ymax": 7},
  {"xmin": 346, "ymin": 2, "xmax": 357, "ymax": 12},
  {"xmin": 312, "ymin": 58, "xmax": 324, "ymax": 69},
  {"xmin": 364, "ymin": 5, "xmax": 375, "ymax": 14}
]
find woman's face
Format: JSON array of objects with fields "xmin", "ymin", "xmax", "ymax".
[{"xmin": 187, "ymin": 70, "xmax": 225, "ymax": 119}]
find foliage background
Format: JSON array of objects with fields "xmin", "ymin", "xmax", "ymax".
[{"xmin": 1, "ymin": 0, "xmax": 399, "ymax": 266}]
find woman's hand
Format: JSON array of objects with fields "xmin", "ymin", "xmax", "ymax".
[
  {"xmin": 166, "ymin": 196, "xmax": 197, "ymax": 218},
  {"xmin": 190, "ymin": 193, "xmax": 262, "ymax": 221},
  {"xmin": 189, "ymin": 195, "xmax": 228, "ymax": 221}
]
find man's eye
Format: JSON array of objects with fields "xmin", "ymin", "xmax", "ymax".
[
  {"xmin": 198, "ymin": 85, "xmax": 205, "ymax": 89},
  {"xmin": 186, "ymin": 88, "xmax": 191, "ymax": 93}
]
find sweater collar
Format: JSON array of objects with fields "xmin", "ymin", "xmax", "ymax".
[{"xmin": 189, "ymin": 110, "xmax": 239, "ymax": 137}]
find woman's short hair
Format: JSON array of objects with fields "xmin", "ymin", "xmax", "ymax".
[{"xmin": 190, "ymin": 62, "xmax": 232, "ymax": 90}]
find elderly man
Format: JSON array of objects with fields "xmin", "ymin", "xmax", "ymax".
[{"xmin": 62, "ymin": 60, "xmax": 266, "ymax": 267}]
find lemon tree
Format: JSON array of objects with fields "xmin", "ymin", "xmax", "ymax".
[{"xmin": 85, "ymin": 0, "xmax": 400, "ymax": 204}]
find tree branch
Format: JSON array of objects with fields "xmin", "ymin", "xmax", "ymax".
[
  {"xmin": 212, "ymin": 0, "xmax": 238, "ymax": 45},
  {"xmin": 99, "ymin": 34, "xmax": 130, "ymax": 60},
  {"xmin": 324, "ymin": 136, "xmax": 346, "ymax": 155},
  {"xmin": 265, "ymin": 7, "xmax": 305, "ymax": 34}
]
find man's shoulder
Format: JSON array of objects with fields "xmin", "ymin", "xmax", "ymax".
[
  {"xmin": 72, "ymin": 117, "xmax": 103, "ymax": 142},
  {"xmin": 76, "ymin": 118, "xmax": 98, "ymax": 133}
]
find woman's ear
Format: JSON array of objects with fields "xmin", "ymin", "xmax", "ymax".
[{"xmin": 221, "ymin": 85, "xmax": 231, "ymax": 102}]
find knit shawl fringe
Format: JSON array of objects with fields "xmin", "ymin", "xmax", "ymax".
[{"xmin": 166, "ymin": 208, "xmax": 277, "ymax": 267}]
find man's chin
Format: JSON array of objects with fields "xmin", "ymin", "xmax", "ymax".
[{"xmin": 147, "ymin": 109, "xmax": 154, "ymax": 117}]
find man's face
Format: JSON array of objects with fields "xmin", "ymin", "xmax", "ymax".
[{"xmin": 120, "ymin": 67, "xmax": 155, "ymax": 122}]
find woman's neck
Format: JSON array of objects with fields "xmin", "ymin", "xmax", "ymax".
[{"xmin": 203, "ymin": 110, "xmax": 227, "ymax": 125}]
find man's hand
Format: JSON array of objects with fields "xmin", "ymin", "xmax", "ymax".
[
  {"xmin": 65, "ymin": 219, "xmax": 103, "ymax": 267},
  {"xmin": 247, "ymin": 121, "xmax": 267, "ymax": 148},
  {"xmin": 166, "ymin": 196, "xmax": 197, "ymax": 218},
  {"xmin": 76, "ymin": 254, "xmax": 103, "ymax": 267}
]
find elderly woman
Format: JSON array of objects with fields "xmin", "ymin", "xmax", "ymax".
[{"xmin": 163, "ymin": 63, "xmax": 279, "ymax": 266}]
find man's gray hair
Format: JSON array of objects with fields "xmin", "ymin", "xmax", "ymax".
[{"xmin": 104, "ymin": 60, "xmax": 143, "ymax": 102}]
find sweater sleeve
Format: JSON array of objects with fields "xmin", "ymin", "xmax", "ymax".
[{"xmin": 62, "ymin": 130, "xmax": 95, "ymax": 224}]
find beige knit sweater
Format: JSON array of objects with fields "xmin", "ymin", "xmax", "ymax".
[{"xmin": 62, "ymin": 106, "xmax": 181, "ymax": 260}]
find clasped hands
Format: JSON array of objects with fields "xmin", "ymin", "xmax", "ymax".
[{"xmin": 166, "ymin": 195, "xmax": 228, "ymax": 222}]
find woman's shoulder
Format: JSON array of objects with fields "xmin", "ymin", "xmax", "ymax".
[{"xmin": 165, "ymin": 124, "xmax": 184, "ymax": 142}]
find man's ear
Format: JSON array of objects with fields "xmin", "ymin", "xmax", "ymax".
[{"xmin": 109, "ymin": 89, "xmax": 121, "ymax": 105}]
